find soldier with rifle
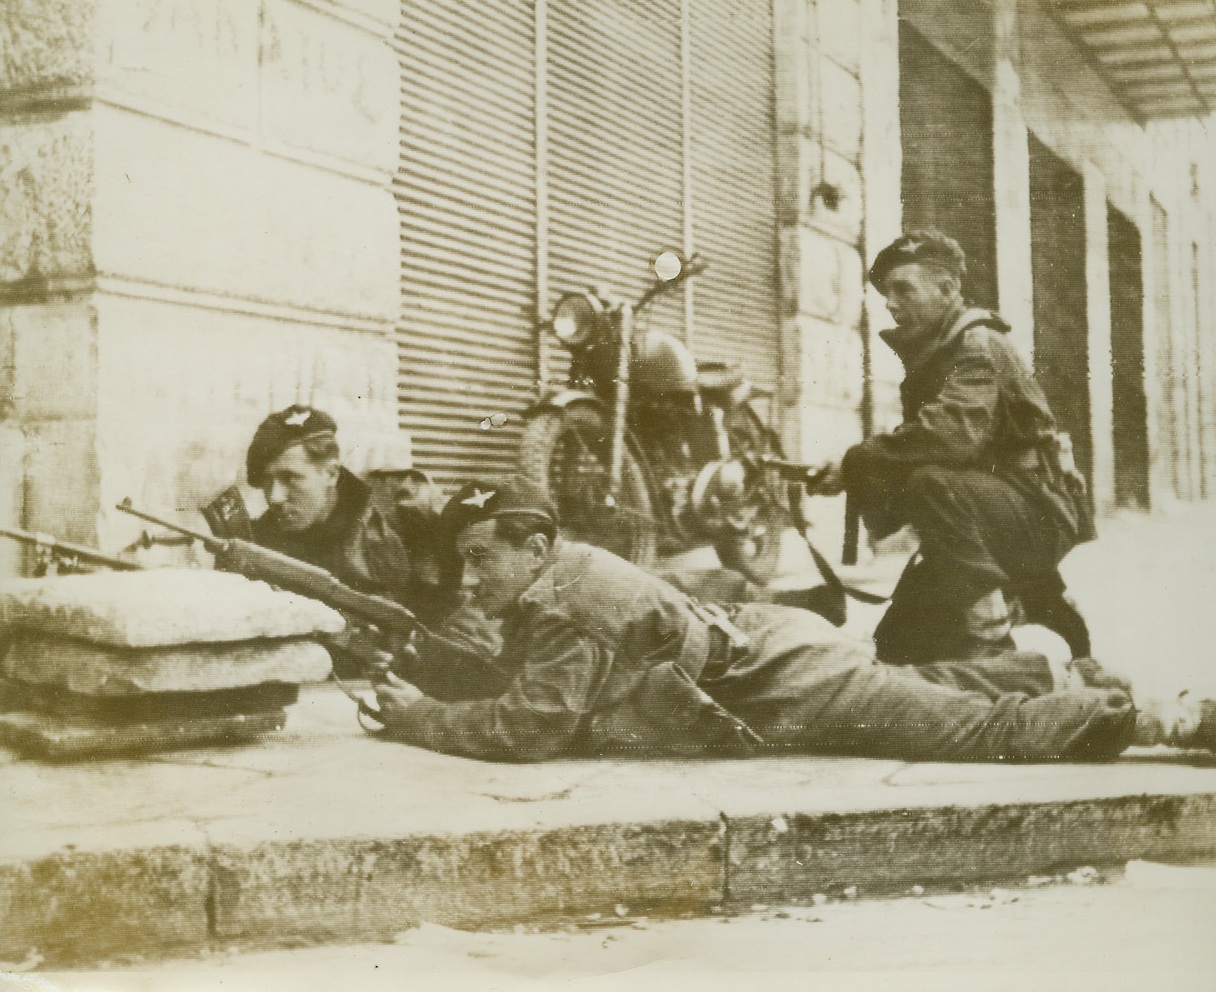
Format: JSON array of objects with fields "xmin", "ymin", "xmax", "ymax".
[
  {"xmin": 371, "ymin": 475, "xmax": 1212, "ymax": 763},
  {"xmin": 811, "ymin": 231, "xmax": 1095, "ymax": 666},
  {"xmin": 199, "ymin": 404, "xmax": 501, "ymax": 685}
]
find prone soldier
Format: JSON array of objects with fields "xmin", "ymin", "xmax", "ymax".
[{"xmin": 372, "ymin": 475, "xmax": 1213, "ymax": 763}]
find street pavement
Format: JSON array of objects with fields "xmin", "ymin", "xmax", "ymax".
[{"xmin": 3, "ymin": 502, "xmax": 1216, "ymax": 968}]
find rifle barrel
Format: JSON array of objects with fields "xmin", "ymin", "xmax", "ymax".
[
  {"xmin": 115, "ymin": 500, "xmax": 219, "ymax": 548},
  {"xmin": 0, "ymin": 525, "xmax": 143, "ymax": 570}
]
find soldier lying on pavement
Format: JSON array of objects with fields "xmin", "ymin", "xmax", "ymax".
[
  {"xmin": 813, "ymin": 231, "xmax": 1094, "ymax": 665},
  {"xmin": 372, "ymin": 475, "xmax": 1215, "ymax": 763}
]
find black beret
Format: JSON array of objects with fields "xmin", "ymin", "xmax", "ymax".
[
  {"xmin": 246, "ymin": 405, "xmax": 338, "ymax": 486},
  {"xmin": 440, "ymin": 475, "xmax": 559, "ymax": 539},
  {"xmin": 868, "ymin": 230, "xmax": 967, "ymax": 291}
]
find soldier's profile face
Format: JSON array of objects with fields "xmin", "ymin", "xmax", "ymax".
[
  {"xmin": 260, "ymin": 445, "xmax": 340, "ymax": 533},
  {"xmin": 455, "ymin": 519, "xmax": 548, "ymax": 618},
  {"xmin": 880, "ymin": 262, "xmax": 954, "ymax": 335}
]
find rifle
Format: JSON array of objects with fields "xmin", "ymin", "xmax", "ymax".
[
  {"xmin": 116, "ymin": 499, "xmax": 430, "ymax": 724},
  {"xmin": 0, "ymin": 525, "xmax": 143, "ymax": 574},
  {"xmin": 753, "ymin": 458, "xmax": 885, "ymax": 606}
]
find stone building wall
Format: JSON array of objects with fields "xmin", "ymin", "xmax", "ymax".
[
  {"xmin": 0, "ymin": 0, "xmax": 404, "ymax": 574},
  {"xmin": 773, "ymin": 0, "xmax": 885, "ymax": 548}
]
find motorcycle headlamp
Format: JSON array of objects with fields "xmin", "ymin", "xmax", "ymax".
[{"xmin": 551, "ymin": 291, "xmax": 605, "ymax": 347}]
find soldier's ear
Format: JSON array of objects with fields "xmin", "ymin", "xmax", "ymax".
[{"xmin": 524, "ymin": 531, "xmax": 551, "ymax": 563}]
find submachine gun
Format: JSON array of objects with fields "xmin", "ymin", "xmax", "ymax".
[{"xmin": 115, "ymin": 499, "xmax": 429, "ymax": 724}]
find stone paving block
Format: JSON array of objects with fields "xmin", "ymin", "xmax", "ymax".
[
  {"xmin": 0, "ymin": 707, "xmax": 287, "ymax": 761},
  {"xmin": 0, "ymin": 569, "xmax": 345, "ymax": 647},
  {"xmin": 209, "ymin": 822, "xmax": 724, "ymax": 944},
  {"xmin": 0, "ymin": 844, "xmax": 211, "ymax": 967},
  {"xmin": 724, "ymin": 795, "xmax": 1216, "ymax": 906},
  {"xmin": 2, "ymin": 632, "xmax": 332, "ymax": 694}
]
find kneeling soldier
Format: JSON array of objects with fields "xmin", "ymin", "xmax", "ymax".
[{"xmin": 817, "ymin": 231, "xmax": 1094, "ymax": 664}]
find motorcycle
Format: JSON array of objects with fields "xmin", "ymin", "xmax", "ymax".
[{"xmin": 518, "ymin": 250, "xmax": 801, "ymax": 584}]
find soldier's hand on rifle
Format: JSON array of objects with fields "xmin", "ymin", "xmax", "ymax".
[
  {"xmin": 374, "ymin": 671, "xmax": 425, "ymax": 723},
  {"xmin": 804, "ymin": 459, "xmax": 845, "ymax": 496},
  {"xmin": 381, "ymin": 629, "xmax": 422, "ymax": 680}
]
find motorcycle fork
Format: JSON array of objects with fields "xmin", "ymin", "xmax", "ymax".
[
  {"xmin": 708, "ymin": 403, "xmax": 732, "ymax": 461},
  {"xmin": 606, "ymin": 305, "xmax": 633, "ymax": 501}
]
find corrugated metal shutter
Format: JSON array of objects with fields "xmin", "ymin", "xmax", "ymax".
[
  {"xmin": 546, "ymin": 0, "xmax": 687, "ymax": 345},
  {"xmin": 688, "ymin": 0, "xmax": 779, "ymax": 392},
  {"xmin": 393, "ymin": 0, "xmax": 783, "ymax": 479},
  {"xmin": 394, "ymin": 1, "xmax": 537, "ymax": 484}
]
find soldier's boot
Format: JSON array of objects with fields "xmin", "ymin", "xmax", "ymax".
[
  {"xmin": 959, "ymin": 587, "xmax": 1017, "ymax": 658},
  {"xmin": 1133, "ymin": 692, "xmax": 1216, "ymax": 752},
  {"xmin": 1016, "ymin": 573, "xmax": 1092, "ymax": 659},
  {"xmin": 1065, "ymin": 656, "xmax": 1134, "ymax": 695}
]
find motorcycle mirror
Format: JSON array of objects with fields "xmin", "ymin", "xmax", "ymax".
[{"xmin": 652, "ymin": 250, "xmax": 684, "ymax": 283}]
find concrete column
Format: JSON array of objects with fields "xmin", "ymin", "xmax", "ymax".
[
  {"xmin": 1198, "ymin": 217, "xmax": 1216, "ymax": 498},
  {"xmin": 991, "ymin": 0, "xmax": 1035, "ymax": 361},
  {"xmin": 772, "ymin": 0, "xmax": 868, "ymax": 549},
  {"xmin": 1137, "ymin": 180, "xmax": 1169, "ymax": 509},
  {"xmin": 858, "ymin": 0, "xmax": 903, "ymax": 433},
  {"xmin": 0, "ymin": 0, "xmax": 403, "ymax": 573},
  {"xmin": 773, "ymin": 0, "xmax": 868, "ymax": 461},
  {"xmin": 1083, "ymin": 160, "xmax": 1116, "ymax": 512}
]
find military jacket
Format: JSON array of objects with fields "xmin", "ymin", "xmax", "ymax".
[
  {"xmin": 384, "ymin": 541, "xmax": 758, "ymax": 761},
  {"xmin": 841, "ymin": 307, "xmax": 1090, "ymax": 539},
  {"xmin": 251, "ymin": 468, "xmax": 498, "ymax": 660}
]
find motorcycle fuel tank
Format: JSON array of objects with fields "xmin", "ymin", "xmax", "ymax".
[{"xmin": 631, "ymin": 331, "xmax": 699, "ymax": 395}]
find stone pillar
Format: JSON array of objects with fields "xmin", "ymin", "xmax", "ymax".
[
  {"xmin": 1083, "ymin": 160, "xmax": 1116, "ymax": 512},
  {"xmin": 858, "ymin": 0, "xmax": 903, "ymax": 434},
  {"xmin": 0, "ymin": 0, "xmax": 403, "ymax": 574},
  {"xmin": 773, "ymin": 0, "xmax": 867, "ymax": 546},
  {"xmin": 991, "ymin": 0, "xmax": 1035, "ymax": 361}
]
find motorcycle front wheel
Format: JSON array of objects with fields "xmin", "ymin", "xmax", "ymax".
[
  {"xmin": 712, "ymin": 403, "xmax": 794, "ymax": 586},
  {"xmin": 518, "ymin": 405, "xmax": 658, "ymax": 568}
]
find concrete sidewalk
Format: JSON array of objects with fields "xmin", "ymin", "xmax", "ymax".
[
  {"xmin": 5, "ymin": 687, "xmax": 1216, "ymax": 968},
  {"xmin": 4, "ymin": 504, "xmax": 1216, "ymax": 968}
]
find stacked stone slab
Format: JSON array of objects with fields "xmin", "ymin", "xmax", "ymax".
[{"xmin": 0, "ymin": 569, "xmax": 344, "ymax": 760}]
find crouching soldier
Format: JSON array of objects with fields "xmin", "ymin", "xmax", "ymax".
[
  {"xmin": 815, "ymin": 231, "xmax": 1094, "ymax": 664},
  {"xmin": 209, "ymin": 405, "xmax": 500, "ymax": 683},
  {"xmin": 373, "ymin": 476, "xmax": 1214, "ymax": 763}
]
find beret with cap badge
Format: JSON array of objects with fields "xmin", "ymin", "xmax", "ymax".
[
  {"xmin": 246, "ymin": 404, "xmax": 338, "ymax": 487},
  {"xmin": 868, "ymin": 229, "xmax": 967, "ymax": 292},
  {"xmin": 440, "ymin": 475, "xmax": 559, "ymax": 539}
]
